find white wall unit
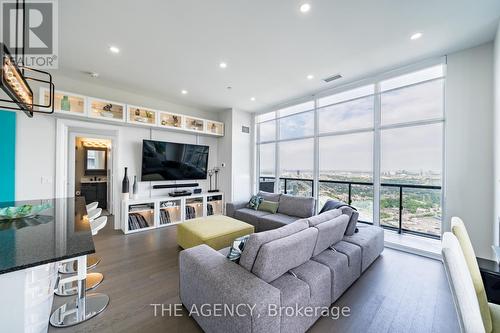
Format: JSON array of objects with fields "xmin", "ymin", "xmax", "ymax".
[
  {"xmin": 494, "ymin": 22, "xmax": 500, "ymax": 248},
  {"xmin": 39, "ymin": 88, "xmax": 224, "ymax": 137},
  {"xmin": 121, "ymin": 192, "xmax": 224, "ymax": 234}
]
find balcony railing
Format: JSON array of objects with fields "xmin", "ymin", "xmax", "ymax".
[{"xmin": 259, "ymin": 177, "xmax": 441, "ymax": 239}]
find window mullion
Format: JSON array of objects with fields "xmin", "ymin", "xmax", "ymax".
[{"xmin": 373, "ymin": 82, "xmax": 382, "ymax": 226}]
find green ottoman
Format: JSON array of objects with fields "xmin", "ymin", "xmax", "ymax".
[{"xmin": 177, "ymin": 215, "xmax": 254, "ymax": 250}]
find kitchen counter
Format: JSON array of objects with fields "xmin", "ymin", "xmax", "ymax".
[{"xmin": 0, "ymin": 197, "xmax": 95, "ymax": 275}]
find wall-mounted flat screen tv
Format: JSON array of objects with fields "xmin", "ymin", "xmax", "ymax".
[{"xmin": 141, "ymin": 140, "xmax": 209, "ymax": 181}]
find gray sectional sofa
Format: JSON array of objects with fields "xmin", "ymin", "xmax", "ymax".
[
  {"xmin": 179, "ymin": 208, "xmax": 384, "ymax": 333},
  {"xmin": 227, "ymin": 191, "xmax": 359, "ymax": 232}
]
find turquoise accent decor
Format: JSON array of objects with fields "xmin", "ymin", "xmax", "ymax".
[{"xmin": 0, "ymin": 110, "xmax": 15, "ymax": 202}]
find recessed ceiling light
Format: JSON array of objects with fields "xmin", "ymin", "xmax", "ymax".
[
  {"xmin": 109, "ymin": 46, "xmax": 120, "ymax": 54},
  {"xmin": 410, "ymin": 32, "xmax": 423, "ymax": 40},
  {"xmin": 300, "ymin": 3, "xmax": 311, "ymax": 13},
  {"xmin": 219, "ymin": 62, "xmax": 227, "ymax": 68},
  {"xmin": 307, "ymin": 74, "xmax": 314, "ymax": 80},
  {"xmin": 181, "ymin": 90, "xmax": 188, "ymax": 95},
  {"xmin": 250, "ymin": 97, "xmax": 256, "ymax": 101}
]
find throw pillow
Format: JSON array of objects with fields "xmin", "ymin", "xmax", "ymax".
[
  {"xmin": 248, "ymin": 195, "xmax": 263, "ymax": 210},
  {"xmin": 258, "ymin": 200, "xmax": 279, "ymax": 214},
  {"xmin": 227, "ymin": 235, "xmax": 251, "ymax": 263}
]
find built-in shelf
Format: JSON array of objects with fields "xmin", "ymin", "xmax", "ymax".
[
  {"xmin": 121, "ymin": 192, "xmax": 224, "ymax": 234},
  {"xmin": 39, "ymin": 89, "xmax": 87, "ymax": 116},
  {"xmin": 39, "ymin": 88, "xmax": 225, "ymax": 137},
  {"xmin": 127, "ymin": 105, "xmax": 157, "ymax": 126},
  {"xmin": 88, "ymin": 98, "xmax": 126, "ymax": 122}
]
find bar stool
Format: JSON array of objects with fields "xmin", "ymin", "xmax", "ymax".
[
  {"xmin": 59, "ymin": 208, "xmax": 103, "ymax": 274},
  {"xmin": 50, "ymin": 216, "xmax": 109, "ymax": 327},
  {"xmin": 55, "ymin": 216, "xmax": 108, "ymax": 296}
]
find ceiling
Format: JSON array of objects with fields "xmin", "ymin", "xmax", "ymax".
[{"xmin": 57, "ymin": 0, "xmax": 500, "ymax": 113}]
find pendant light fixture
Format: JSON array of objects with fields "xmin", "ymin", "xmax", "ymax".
[{"xmin": 0, "ymin": 0, "xmax": 55, "ymax": 118}]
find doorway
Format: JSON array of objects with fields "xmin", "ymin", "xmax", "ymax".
[{"xmin": 74, "ymin": 136, "xmax": 113, "ymax": 214}]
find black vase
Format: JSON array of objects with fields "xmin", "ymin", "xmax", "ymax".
[{"xmin": 122, "ymin": 167, "xmax": 130, "ymax": 193}]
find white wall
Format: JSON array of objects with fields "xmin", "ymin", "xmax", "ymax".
[
  {"xmin": 494, "ymin": 22, "xmax": 500, "ymax": 247},
  {"xmin": 445, "ymin": 42, "xmax": 495, "ymax": 259},
  {"xmin": 217, "ymin": 108, "xmax": 253, "ymax": 203}
]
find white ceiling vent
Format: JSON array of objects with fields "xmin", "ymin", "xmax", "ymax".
[{"xmin": 323, "ymin": 74, "xmax": 343, "ymax": 83}]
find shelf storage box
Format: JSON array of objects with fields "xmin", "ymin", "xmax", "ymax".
[
  {"xmin": 158, "ymin": 199, "xmax": 182, "ymax": 226},
  {"xmin": 88, "ymin": 98, "xmax": 126, "ymax": 122},
  {"xmin": 127, "ymin": 105, "xmax": 157, "ymax": 126},
  {"xmin": 184, "ymin": 116, "xmax": 205, "ymax": 132},
  {"xmin": 185, "ymin": 197, "xmax": 204, "ymax": 220},
  {"xmin": 206, "ymin": 121, "xmax": 224, "ymax": 136},
  {"xmin": 39, "ymin": 88, "xmax": 87, "ymax": 116},
  {"xmin": 207, "ymin": 195, "xmax": 224, "ymax": 216},
  {"xmin": 127, "ymin": 202, "xmax": 155, "ymax": 232},
  {"xmin": 158, "ymin": 112, "xmax": 183, "ymax": 129}
]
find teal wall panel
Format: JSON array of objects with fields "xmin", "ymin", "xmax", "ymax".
[{"xmin": 0, "ymin": 110, "xmax": 15, "ymax": 202}]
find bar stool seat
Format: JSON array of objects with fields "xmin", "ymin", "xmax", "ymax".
[
  {"xmin": 86, "ymin": 202, "xmax": 98, "ymax": 211},
  {"xmin": 87, "ymin": 208, "xmax": 102, "ymax": 221},
  {"xmin": 91, "ymin": 216, "xmax": 107, "ymax": 236}
]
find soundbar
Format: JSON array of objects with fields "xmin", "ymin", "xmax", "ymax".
[{"xmin": 153, "ymin": 183, "xmax": 199, "ymax": 189}]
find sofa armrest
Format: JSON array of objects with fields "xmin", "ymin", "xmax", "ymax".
[
  {"xmin": 226, "ymin": 200, "xmax": 248, "ymax": 217},
  {"xmin": 179, "ymin": 244, "xmax": 281, "ymax": 333}
]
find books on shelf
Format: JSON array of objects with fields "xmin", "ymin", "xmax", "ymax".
[
  {"xmin": 186, "ymin": 205, "xmax": 196, "ymax": 219},
  {"xmin": 160, "ymin": 209, "xmax": 171, "ymax": 224},
  {"xmin": 128, "ymin": 213, "xmax": 149, "ymax": 230}
]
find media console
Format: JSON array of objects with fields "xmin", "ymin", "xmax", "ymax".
[{"xmin": 121, "ymin": 192, "xmax": 224, "ymax": 234}]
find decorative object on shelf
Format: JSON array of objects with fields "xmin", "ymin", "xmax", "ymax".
[
  {"xmin": 61, "ymin": 95, "xmax": 71, "ymax": 111},
  {"xmin": 211, "ymin": 123, "xmax": 216, "ymax": 133},
  {"xmin": 0, "ymin": 203, "xmax": 52, "ymax": 221},
  {"xmin": 0, "ymin": 0, "xmax": 55, "ymax": 118},
  {"xmin": 135, "ymin": 108, "xmax": 140, "ymax": 116},
  {"xmin": 213, "ymin": 167, "xmax": 220, "ymax": 192},
  {"xmin": 122, "ymin": 167, "xmax": 130, "ymax": 199},
  {"xmin": 172, "ymin": 115, "xmax": 179, "ymax": 127},
  {"xmin": 132, "ymin": 176, "xmax": 138, "ymax": 199},
  {"xmin": 193, "ymin": 188, "xmax": 202, "ymax": 194},
  {"xmin": 208, "ymin": 169, "xmax": 216, "ymax": 192}
]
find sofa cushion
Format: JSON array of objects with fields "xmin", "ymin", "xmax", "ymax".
[
  {"xmin": 233, "ymin": 208, "xmax": 271, "ymax": 229},
  {"xmin": 259, "ymin": 213, "xmax": 301, "ymax": 231},
  {"xmin": 258, "ymin": 200, "xmax": 279, "ymax": 214},
  {"xmin": 312, "ymin": 214, "xmax": 349, "ymax": 256},
  {"xmin": 307, "ymin": 209, "xmax": 342, "ymax": 227},
  {"xmin": 342, "ymin": 224, "xmax": 384, "ymax": 272},
  {"xmin": 277, "ymin": 194, "xmax": 315, "ymax": 218},
  {"xmin": 272, "ymin": 260, "xmax": 331, "ymax": 333},
  {"xmin": 258, "ymin": 191, "xmax": 281, "ymax": 202},
  {"xmin": 251, "ymin": 227, "xmax": 318, "ymax": 283},
  {"xmin": 340, "ymin": 206, "xmax": 359, "ymax": 236},
  {"xmin": 247, "ymin": 195, "xmax": 263, "ymax": 210},
  {"xmin": 239, "ymin": 219, "xmax": 309, "ymax": 271}
]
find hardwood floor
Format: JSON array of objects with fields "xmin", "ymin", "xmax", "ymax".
[{"xmin": 49, "ymin": 216, "xmax": 459, "ymax": 333}]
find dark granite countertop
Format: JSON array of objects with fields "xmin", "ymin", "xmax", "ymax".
[
  {"xmin": 477, "ymin": 257, "xmax": 500, "ymax": 276},
  {"xmin": 0, "ymin": 197, "xmax": 95, "ymax": 275}
]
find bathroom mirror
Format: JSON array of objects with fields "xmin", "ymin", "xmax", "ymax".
[{"xmin": 84, "ymin": 147, "xmax": 107, "ymax": 175}]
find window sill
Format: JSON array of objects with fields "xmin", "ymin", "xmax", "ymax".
[{"xmin": 384, "ymin": 229, "xmax": 441, "ymax": 260}]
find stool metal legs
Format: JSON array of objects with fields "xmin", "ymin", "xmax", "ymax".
[
  {"xmin": 50, "ymin": 256, "xmax": 109, "ymax": 327},
  {"xmin": 55, "ymin": 272, "xmax": 104, "ymax": 296},
  {"xmin": 58, "ymin": 254, "xmax": 101, "ymax": 274}
]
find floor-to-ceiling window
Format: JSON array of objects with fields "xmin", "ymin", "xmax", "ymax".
[{"xmin": 256, "ymin": 60, "xmax": 445, "ymax": 238}]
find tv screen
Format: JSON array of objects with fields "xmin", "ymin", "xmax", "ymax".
[{"xmin": 141, "ymin": 140, "xmax": 209, "ymax": 181}]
